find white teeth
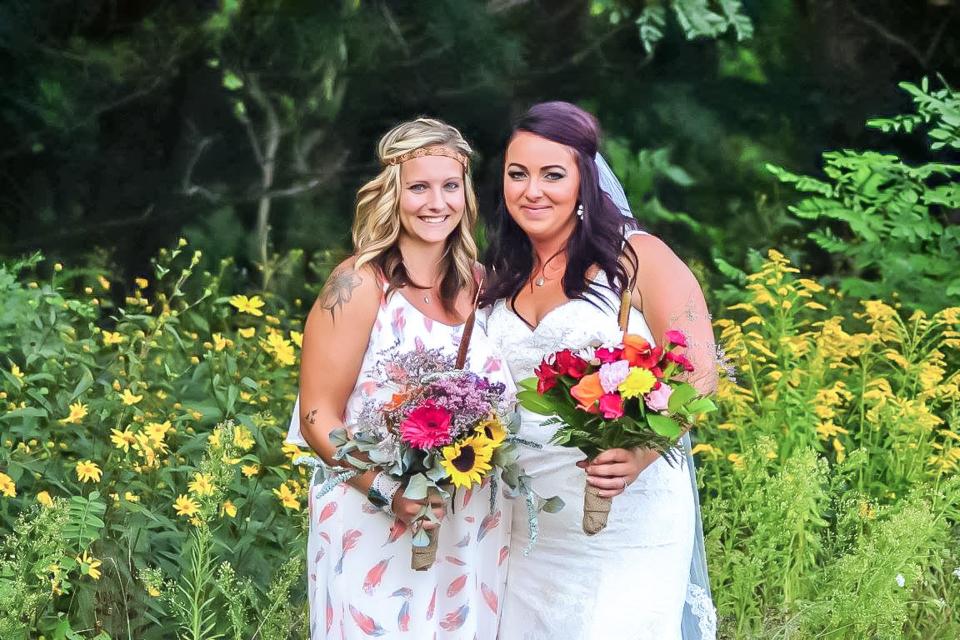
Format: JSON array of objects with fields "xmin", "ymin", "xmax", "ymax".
[{"xmin": 419, "ymin": 216, "xmax": 449, "ymax": 224}]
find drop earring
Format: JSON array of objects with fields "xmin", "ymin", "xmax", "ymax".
[{"xmin": 576, "ymin": 203, "xmax": 584, "ymax": 219}]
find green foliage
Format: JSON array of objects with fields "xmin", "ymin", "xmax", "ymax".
[
  {"xmin": 591, "ymin": 0, "xmax": 753, "ymax": 54},
  {"xmin": 767, "ymin": 78, "xmax": 960, "ymax": 312},
  {"xmin": 703, "ymin": 250, "xmax": 960, "ymax": 638},
  {"xmin": 0, "ymin": 242, "xmax": 308, "ymax": 637}
]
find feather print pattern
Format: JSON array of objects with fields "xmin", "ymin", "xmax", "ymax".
[
  {"xmin": 477, "ymin": 510, "xmax": 501, "ymax": 542},
  {"xmin": 317, "ymin": 501, "xmax": 337, "ymax": 524},
  {"xmin": 439, "ymin": 604, "xmax": 470, "ymax": 631},
  {"xmin": 349, "ymin": 605, "xmax": 386, "ymax": 637},
  {"xmin": 481, "ymin": 582, "xmax": 499, "ymax": 613},
  {"xmin": 447, "ymin": 573, "xmax": 469, "ymax": 597},
  {"xmin": 362, "ymin": 557, "xmax": 392, "ymax": 594},
  {"xmin": 304, "ymin": 286, "xmax": 510, "ymax": 637}
]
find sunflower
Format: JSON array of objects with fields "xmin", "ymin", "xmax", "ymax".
[
  {"xmin": 475, "ymin": 417, "xmax": 507, "ymax": 446},
  {"xmin": 441, "ymin": 435, "xmax": 494, "ymax": 489}
]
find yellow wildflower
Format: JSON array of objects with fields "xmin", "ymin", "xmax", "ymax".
[
  {"xmin": 241, "ymin": 464, "xmax": 260, "ymax": 478},
  {"xmin": 233, "ymin": 426, "xmax": 255, "ymax": 451},
  {"xmin": 124, "ymin": 491, "xmax": 140, "ymax": 503},
  {"xmin": 110, "ymin": 428, "xmax": 136, "ymax": 452},
  {"xmin": 229, "ymin": 294, "xmax": 265, "ymax": 317},
  {"xmin": 97, "ymin": 275, "xmax": 111, "ymax": 291},
  {"xmin": 832, "ymin": 438, "xmax": 846, "ymax": 463},
  {"xmin": 282, "ymin": 443, "xmax": 304, "ymax": 462},
  {"xmin": 273, "ymin": 482, "xmax": 301, "ymax": 510},
  {"xmin": 62, "ymin": 401, "xmax": 89, "ymax": 425},
  {"xmin": 145, "ymin": 421, "xmax": 172, "ymax": 445},
  {"xmin": 10, "ymin": 364, "xmax": 24, "ymax": 381},
  {"xmin": 727, "ymin": 453, "xmax": 745, "ymax": 470},
  {"xmin": 76, "ymin": 551, "xmax": 102, "ymax": 580},
  {"xmin": 147, "ymin": 584, "xmax": 161, "ymax": 597},
  {"xmin": 212, "ymin": 333, "xmax": 232, "ymax": 351},
  {"xmin": 266, "ymin": 314, "xmax": 280, "ymax": 325},
  {"xmin": 691, "ymin": 443, "xmax": 720, "ymax": 457},
  {"xmin": 238, "ymin": 327, "xmax": 256, "ymax": 339},
  {"xmin": 173, "ymin": 494, "xmax": 201, "ymax": 517},
  {"xmin": 76, "ymin": 460, "xmax": 102, "ymax": 483},
  {"xmin": 135, "ymin": 277, "xmax": 149, "ymax": 289},
  {"xmin": 618, "ymin": 367, "xmax": 657, "ymax": 399},
  {"xmin": 37, "ymin": 491, "xmax": 54, "ymax": 507},
  {"xmin": 816, "ymin": 420, "xmax": 849, "ymax": 441},
  {"xmin": 102, "ymin": 331, "xmax": 126, "ymax": 346},
  {"xmin": 290, "ymin": 331, "xmax": 303, "ymax": 348},
  {"xmin": 222, "ymin": 500, "xmax": 237, "ymax": 518},
  {"xmin": 0, "ymin": 472, "xmax": 16, "ymax": 497},
  {"xmin": 121, "ymin": 389, "xmax": 143, "ymax": 405},
  {"xmin": 188, "ymin": 473, "xmax": 216, "ymax": 497},
  {"xmin": 261, "ymin": 333, "xmax": 296, "ymax": 366}
]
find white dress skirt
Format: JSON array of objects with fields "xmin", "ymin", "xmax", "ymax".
[{"xmin": 486, "ymin": 272, "xmax": 696, "ymax": 640}]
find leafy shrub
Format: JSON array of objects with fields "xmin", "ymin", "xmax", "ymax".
[{"xmin": 767, "ymin": 78, "xmax": 960, "ymax": 312}]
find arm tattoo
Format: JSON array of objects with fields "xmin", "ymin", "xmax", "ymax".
[
  {"xmin": 318, "ymin": 267, "xmax": 362, "ymax": 319},
  {"xmin": 303, "ymin": 409, "xmax": 318, "ymax": 426}
]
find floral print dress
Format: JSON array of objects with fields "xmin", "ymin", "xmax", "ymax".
[{"xmin": 287, "ymin": 284, "xmax": 514, "ymax": 639}]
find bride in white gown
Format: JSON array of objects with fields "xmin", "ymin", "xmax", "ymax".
[{"xmin": 482, "ymin": 102, "xmax": 718, "ymax": 640}]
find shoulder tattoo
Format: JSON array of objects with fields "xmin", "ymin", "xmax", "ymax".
[{"xmin": 318, "ymin": 266, "xmax": 363, "ymax": 318}]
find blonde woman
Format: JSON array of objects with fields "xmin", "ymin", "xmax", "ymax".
[{"xmin": 287, "ymin": 119, "xmax": 513, "ymax": 639}]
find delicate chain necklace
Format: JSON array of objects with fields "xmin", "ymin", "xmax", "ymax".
[
  {"xmin": 533, "ymin": 251, "xmax": 566, "ymax": 288},
  {"xmin": 404, "ymin": 262, "xmax": 441, "ymax": 305}
]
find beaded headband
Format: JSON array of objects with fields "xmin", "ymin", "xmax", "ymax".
[{"xmin": 384, "ymin": 145, "xmax": 469, "ymax": 169}]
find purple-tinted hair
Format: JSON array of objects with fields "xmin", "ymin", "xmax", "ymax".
[{"xmin": 481, "ymin": 101, "xmax": 638, "ymax": 311}]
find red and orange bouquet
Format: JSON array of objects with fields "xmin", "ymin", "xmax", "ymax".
[{"xmin": 517, "ymin": 330, "xmax": 715, "ymax": 534}]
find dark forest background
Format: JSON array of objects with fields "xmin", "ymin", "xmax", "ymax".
[{"xmin": 3, "ymin": 0, "xmax": 957, "ymax": 295}]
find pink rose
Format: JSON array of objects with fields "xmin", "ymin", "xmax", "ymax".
[
  {"xmin": 664, "ymin": 329, "xmax": 688, "ymax": 348},
  {"xmin": 598, "ymin": 393, "xmax": 624, "ymax": 419},
  {"xmin": 598, "ymin": 360, "xmax": 631, "ymax": 394},
  {"xmin": 644, "ymin": 384, "xmax": 674, "ymax": 412}
]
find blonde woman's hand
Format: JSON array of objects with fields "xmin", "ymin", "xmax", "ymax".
[{"xmin": 392, "ymin": 492, "xmax": 445, "ymax": 529}]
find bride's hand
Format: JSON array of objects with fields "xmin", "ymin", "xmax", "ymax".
[{"xmin": 578, "ymin": 448, "xmax": 660, "ymax": 498}]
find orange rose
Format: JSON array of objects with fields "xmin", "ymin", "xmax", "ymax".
[
  {"xmin": 570, "ymin": 372, "xmax": 604, "ymax": 413},
  {"xmin": 622, "ymin": 334, "xmax": 662, "ymax": 369}
]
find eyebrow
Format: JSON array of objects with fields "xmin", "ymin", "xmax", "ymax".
[
  {"xmin": 403, "ymin": 175, "xmax": 463, "ymax": 184},
  {"xmin": 506, "ymin": 162, "xmax": 568, "ymax": 172}
]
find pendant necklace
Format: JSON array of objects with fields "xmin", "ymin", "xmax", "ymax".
[{"xmin": 534, "ymin": 252, "xmax": 566, "ymax": 288}]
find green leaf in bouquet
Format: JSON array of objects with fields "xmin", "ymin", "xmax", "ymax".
[
  {"xmin": 492, "ymin": 442, "xmax": 519, "ymax": 467},
  {"xmin": 328, "ymin": 428, "xmax": 349, "ymax": 447},
  {"xmin": 516, "ymin": 389, "xmax": 556, "ymax": 415},
  {"xmin": 685, "ymin": 397, "xmax": 717, "ymax": 417},
  {"xmin": 403, "ymin": 473, "xmax": 429, "ymax": 500},
  {"xmin": 667, "ymin": 383, "xmax": 697, "ymax": 413},
  {"xmin": 425, "ymin": 460, "xmax": 448, "ymax": 483},
  {"xmin": 542, "ymin": 496, "xmax": 565, "ymax": 513},
  {"xmin": 517, "ymin": 376, "xmax": 539, "ymax": 391},
  {"xmin": 647, "ymin": 414, "xmax": 681, "ymax": 438},
  {"xmin": 500, "ymin": 463, "xmax": 521, "ymax": 489},
  {"xmin": 411, "ymin": 527, "xmax": 432, "ymax": 548}
]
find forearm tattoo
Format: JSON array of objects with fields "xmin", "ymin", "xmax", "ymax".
[
  {"xmin": 302, "ymin": 408, "xmax": 318, "ymax": 426},
  {"xmin": 318, "ymin": 266, "xmax": 362, "ymax": 319}
]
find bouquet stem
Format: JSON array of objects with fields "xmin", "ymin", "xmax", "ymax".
[
  {"xmin": 411, "ymin": 525, "xmax": 439, "ymax": 571},
  {"xmin": 582, "ymin": 483, "xmax": 612, "ymax": 535}
]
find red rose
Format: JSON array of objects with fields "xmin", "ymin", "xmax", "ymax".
[
  {"xmin": 666, "ymin": 351, "xmax": 694, "ymax": 372},
  {"xmin": 664, "ymin": 329, "xmax": 688, "ymax": 348},
  {"xmin": 554, "ymin": 349, "xmax": 589, "ymax": 379},
  {"xmin": 535, "ymin": 359, "xmax": 559, "ymax": 394}
]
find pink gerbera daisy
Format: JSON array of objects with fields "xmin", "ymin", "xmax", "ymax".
[{"xmin": 399, "ymin": 402, "xmax": 453, "ymax": 449}]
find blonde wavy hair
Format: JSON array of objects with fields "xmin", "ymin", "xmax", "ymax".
[{"xmin": 352, "ymin": 118, "xmax": 479, "ymax": 314}]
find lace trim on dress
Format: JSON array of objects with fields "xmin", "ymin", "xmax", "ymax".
[{"xmin": 685, "ymin": 583, "xmax": 717, "ymax": 639}]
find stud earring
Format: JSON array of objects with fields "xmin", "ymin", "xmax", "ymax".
[{"xmin": 576, "ymin": 203, "xmax": 584, "ymax": 219}]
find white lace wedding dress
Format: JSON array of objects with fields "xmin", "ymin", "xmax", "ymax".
[{"xmin": 487, "ymin": 271, "xmax": 697, "ymax": 640}]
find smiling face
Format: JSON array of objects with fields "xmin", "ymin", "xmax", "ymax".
[
  {"xmin": 503, "ymin": 131, "xmax": 581, "ymax": 244},
  {"xmin": 398, "ymin": 154, "xmax": 466, "ymax": 247}
]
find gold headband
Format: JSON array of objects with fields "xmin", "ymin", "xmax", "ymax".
[{"xmin": 384, "ymin": 145, "xmax": 469, "ymax": 169}]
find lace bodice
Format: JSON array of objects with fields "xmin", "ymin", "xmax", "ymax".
[{"xmin": 485, "ymin": 270, "xmax": 655, "ymax": 382}]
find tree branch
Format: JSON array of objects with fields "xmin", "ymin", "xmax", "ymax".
[{"xmin": 845, "ymin": 1, "xmax": 927, "ymax": 68}]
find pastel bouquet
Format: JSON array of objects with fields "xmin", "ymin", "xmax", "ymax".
[
  {"xmin": 517, "ymin": 330, "xmax": 716, "ymax": 535},
  {"xmin": 319, "ymin": 345, "xmax": 559, "ymax": 570}
]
